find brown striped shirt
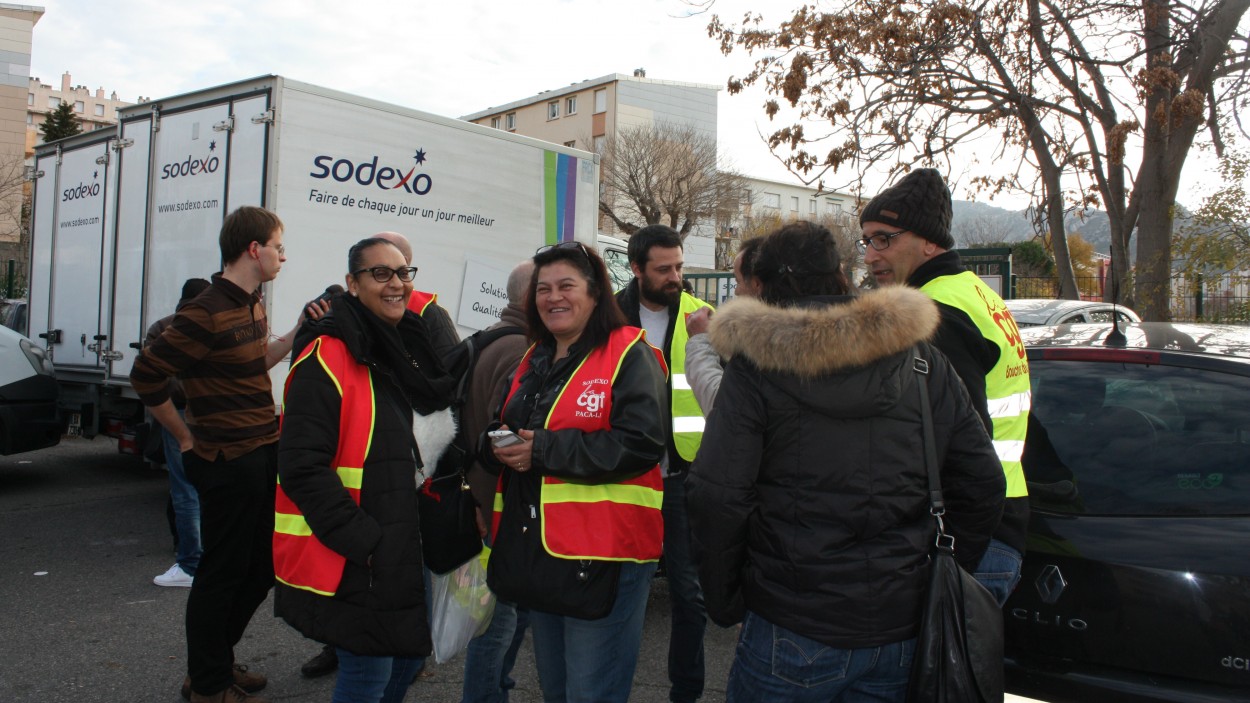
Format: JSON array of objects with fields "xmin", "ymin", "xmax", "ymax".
[{"xmin": 131, "ymin": 273, "xmax": 278, "ymax": 461}]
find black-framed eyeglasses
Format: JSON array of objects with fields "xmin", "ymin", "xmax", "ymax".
[
  {"xmin": 536, "ymin": 241, "xmax": 590, "ymax": 257},
  {"xmin": 352, "ymin": 265, "xmax": 419, "ymax": 283},
  {"xmin": 856, "ymin": 230, "xmax": 908, "ymax": 252}
]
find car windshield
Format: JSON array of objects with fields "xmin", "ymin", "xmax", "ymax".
[{"xmin": 1025, "ymin": 359, "xmax": 1250, "ymax": 516}]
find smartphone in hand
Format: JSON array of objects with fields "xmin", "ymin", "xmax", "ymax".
[{"xmin": 488, "ymin": 429, "xmax": 524, "ymax": 448}]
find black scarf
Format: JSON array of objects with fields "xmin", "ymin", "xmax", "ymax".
[{"xmin": 310, "ymin": 294, "xmax": 457, "ymax": 415}]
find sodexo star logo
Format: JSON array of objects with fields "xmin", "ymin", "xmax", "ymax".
[
  {"xmin": 160, "ymin": 140, "xmax": 222, "ymax": 180},
  {"xmin": 309, "ymin": 147, "xmax": 433, "ymax": 195},
  {"xmin": 62, "ymin": 169, "xmax": 102, "ymax": 202}
]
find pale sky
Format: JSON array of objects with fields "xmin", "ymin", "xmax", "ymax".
[{"xmin": 28, "ymin": 0, "xmax": 1224, "ymax": 212}]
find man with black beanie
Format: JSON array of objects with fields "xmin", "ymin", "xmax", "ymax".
[{"xmin": 859, "ymin": 168, "xmax": 1031, "ymax": 606}]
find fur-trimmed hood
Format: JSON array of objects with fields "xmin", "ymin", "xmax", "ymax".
[{"xmin": 709, "ymin": 286, "xmax": 939, "ymax": 376}]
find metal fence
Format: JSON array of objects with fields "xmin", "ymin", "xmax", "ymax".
[{"xmin": 1013, "ymin": 273, "xmax": 1250, "ymax": 323}]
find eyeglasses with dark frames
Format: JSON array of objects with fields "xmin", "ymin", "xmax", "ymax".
[
  {"xmin": 856, "ymin": 230, "xmax": 908, "ymax": 252},
  {"xmin": 535, "ymin": 241, "xmax": 591, "ymax": 257},
  {"xmin": 352, "ymin": 265, "xmax": 419, "ymax": 283}
]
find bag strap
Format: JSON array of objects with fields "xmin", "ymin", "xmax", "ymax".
[{"xmin": 913, "ymin": 345, "xmax": 953, "ymax": 547}]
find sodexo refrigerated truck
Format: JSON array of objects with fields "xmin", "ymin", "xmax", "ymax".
[{"xmin": 28, "ymin": 75, "xmax": 618, "ymax": 444}]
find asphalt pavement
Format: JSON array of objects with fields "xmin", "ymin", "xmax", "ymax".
[{"xmin": 0, "ymin": 437, "xmax": 1042, "ymax": 702}]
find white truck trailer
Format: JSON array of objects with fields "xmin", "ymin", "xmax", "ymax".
[{"xmin": 28, "ymin": 75, "xmax": 613, "ymax": 443}]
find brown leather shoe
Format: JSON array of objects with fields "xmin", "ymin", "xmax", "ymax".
[
  {"xmin": 188, "ymin": 684, "xmax": 270, "ymax": 703},
  {"xmin": 181, "ymin": 667, "xmax": 266, "ymax": 700},
  {"xmin": 231, "ymin": 664, "xmax": 267, "ymax": 692}
]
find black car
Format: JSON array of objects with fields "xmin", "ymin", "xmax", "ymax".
[{"xmin": 1008, "ymin": 322, "xmax": 1250, "ymax": 702}]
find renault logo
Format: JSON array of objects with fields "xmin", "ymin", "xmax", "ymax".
[{"xmin": 1035, "ymin": 565, "xmax": 1067, "ymax": 604}]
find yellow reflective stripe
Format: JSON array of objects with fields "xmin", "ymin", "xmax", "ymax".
[
  {"xmin": 542, "ymin": 482, "xmax": 664, "ymax": 510},
  {"xmin": 673, "ymin": 416, "xmax": 706, "ymax": 434},
  {"xmin": 275, "ymin": 575, "xmax": 336, "ymax": 597},
  {"xmin": 314, "ymin": 347, "xmax": 345, "ymax": 397},
  {"xmin": 988, "ymin": 391, "xmax": 1032, "ymax": 419},
  {"xmin": 544, "ymin": 353, "xmax": 593, "ymax": 427},
  {"xmin": 337, "ymin": 466, "xmax": 363, "ymax": 490},
  {"xmin": 672, "ymin": 373, "xmax": 691, "ymax": 391},
  {"xmin": 274, "ymin": 512, "xmax": 314, "ymax": 536},
  {"xmin": 493, "ymin": 492, "xmax": 504, "ymax": 512}
]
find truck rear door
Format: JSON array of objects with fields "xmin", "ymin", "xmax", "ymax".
[{"xmin": 28, "ymin": 135, "xmax": 119, "ymax": 371}]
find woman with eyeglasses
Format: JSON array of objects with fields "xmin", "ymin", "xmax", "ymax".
[
  {"xmin": 483, "ymin": 240, "xmax": 667, "ymax": 703},
  {"xmin": 274, "ymin": 237, "xmax": 459, "ymax": 703},
  {"xmin": 685, "ymin": 222, "xmax": 1005, "ymax": 702}
]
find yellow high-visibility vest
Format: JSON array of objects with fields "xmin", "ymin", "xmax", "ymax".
[
  {"xmin": 922, "ymin": 272, "xmax": 1031, "ymax": 498},
  {"xmin": 669, "ymin": 292, "xmax": 713, "ymax": 461}
]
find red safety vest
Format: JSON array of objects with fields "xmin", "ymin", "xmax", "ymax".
[
  {"xmin": 407, "ymin": 290, "xmax": 438, "ymax": 316},
  {"xmin": 273, "ymin": 336, "xmax": 374, "ymax": 596},
  {"xmin": 493, "ymin": 326, "xmax": 667, "ymax": 562}
]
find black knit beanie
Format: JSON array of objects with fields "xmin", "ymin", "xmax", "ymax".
[{"xmin": 859, "ymin": 168, "xmax": 954, "ymax": 250}]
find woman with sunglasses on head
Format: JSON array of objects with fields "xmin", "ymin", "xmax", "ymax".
[
  {"xmin": 274, "ymin": 237, "xmax": 459, "ymax": 703},
  {"xmin": 483, "ymin": 240, "xmax": 667, "ymax": 703}
]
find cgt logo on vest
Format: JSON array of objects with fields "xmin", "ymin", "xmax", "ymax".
[
  {"xmin": 160, "ymin": 140, "xmax": 221, "ymax": 180},
  {"xmin": 575, "ymin": 379, "xmax": 608, "ymax": 418},
  {"xmin": 62, "ymin": 170, "xmax": 102, "ymax": 202},
  {"xmin": 309, "ymin": 147, "xmax": 433, "ymax": 195}
]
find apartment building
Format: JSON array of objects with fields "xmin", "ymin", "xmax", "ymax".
[
  {"xmin": 736, "ymin": 176, "xmax": 859, "ymax": 233},
  {"xmin": 26, "ymin": 71, "xmax": 140, "ymax": 156},
  {"xmin": 463, "ymin": 70, "xmax": 720, "ymax": 267}
]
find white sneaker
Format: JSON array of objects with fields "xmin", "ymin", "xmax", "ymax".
[{"xmin": 153, "ymin": 563, "xmax": 194, "ymax": 588}]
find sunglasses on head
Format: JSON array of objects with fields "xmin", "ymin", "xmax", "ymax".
[{"xmin": 535, "ymin": 241, "xmax": 590, "ymax": 257}]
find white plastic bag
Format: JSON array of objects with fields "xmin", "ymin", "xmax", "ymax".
[{"xmin": 429, "ymin": 551, "xmax": 496, "ymax": 664}]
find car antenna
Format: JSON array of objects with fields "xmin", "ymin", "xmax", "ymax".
[{"xmin": 1104, "ymin": 265, "xmax": 1127, "ymax": 348}]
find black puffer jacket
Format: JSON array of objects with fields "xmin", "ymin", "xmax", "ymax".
[
  {"xmin": 686, "ymin": 286, "xmax": 1005, "ymax": 649},
  {"xmin": 275, "ymin": 295, "xmax": 455, "ymax": 657}
]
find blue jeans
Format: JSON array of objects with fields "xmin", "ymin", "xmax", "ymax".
[
  {"xmin": 663, "ymin": 474, "xmax": 706, "ymax": 702},
  {"xmin": 727, "ymin": 611, "xmax": 914, "ymax": 703},
  {"xmin": 333, "ymin": 649, "xmax": 425, "ymax": 703},
  {"xmin": 162, "ymin": 419, "xmax": 201, "ymax": 575},
  {"xmin": 973, "ymin": 539, "xmax": 1023, "ymax": 606},
  {"xmin": 461, "ymin": 600, "xmax": 529, "ymax": 703},
  {"xmin": 529, "ymin": 560, "xmax": 657, "ymax": 703}
]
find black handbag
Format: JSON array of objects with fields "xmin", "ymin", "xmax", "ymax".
[
  {"xmin": 906, "ymin": 349, "xmax": 1005, "ymax": 703},
  {"xmin": 417, "ymin": 443, "xmax": 484, "ymax": 575}
]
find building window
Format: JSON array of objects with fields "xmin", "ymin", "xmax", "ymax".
[
  {"xmin": 505, "ymin": 112, "xmax": 516, "ymax": 131},
  {"xmin": 490, "ymin": 117, "xmax": 500, "ymax": 129},
  {"xmin": 790, "ymin": 196, "xmax": 799, "ymax": 212},
  {"xmin": 548, "ymin": 101, "xmax": 559, "ymax": 121},
  {"xmin": 566, "ymin": 96, "xmax": 577, "ymax": 115},
  {"xmin": 763, "ymin": 193, "xmax": 781, "ymax": 209},
  {"xmin": 94, "ymin": 104, "xmax": 105, "ymax": 117},
  {"xmin": 809, "ymin": 200, "xmax": 816, "ymax": 214},
  {"xmin": 74, "ymin": 101, "xmax": 85, "ymax": 113},
  {"xmin": 594, "ymin": 89, "xmax": 607, "ymax": 114},
  {"xmin": 47, "ymin": 96, "xmax": 59, "ymax": 109},
  {"xmin": 26, "ymin": 113, "xmax": 33, "ymax": 125},
  {"xmin": 593, "ymin": 135, "xmax": 605, "ymax": 154},
  {"xmin": 826, "ymin": 200, "xmax": 838, "ymax": 215},
  {"xmin": 564, "ymin": 140, "xmax": 576, "ymax": 148},
  {"xmin": 27, "ymin": 93, "xmax": 33, "ymax": 106}
]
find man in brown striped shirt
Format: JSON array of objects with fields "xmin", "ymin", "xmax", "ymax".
[{"xmin": 132, "ymin": 206, "xmax": 313, "ymax": 703}]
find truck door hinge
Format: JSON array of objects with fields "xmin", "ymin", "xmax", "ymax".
[
  {"xmin": 111, "ymin": 138, "xmax": 135, "ymax": 151},
  {"xmin": 151, "ymin": 106, "xmax": 161, "ymax": 133},
  {"xmin": 101, "ymin": 350, "xmax": 124, "ymax": 362},
  {"xmin": 251, "ymin": 108, "xmax": 275, "ymax": 125},
  {"xmin": 95, "ymin": 153, "xmax": 109, "ymax": 166},
  {"xmin": 213, "ymin": 115, "xmax": 235, "ymax": 132},
  {"xmin": 24, "ymin": 166, "xmax": 43, "ymax": 181}
]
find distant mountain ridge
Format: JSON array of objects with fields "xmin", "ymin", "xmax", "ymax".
[{"xmin": 951, "ymin": 200, "xmax": 1116, "ymax": 254}]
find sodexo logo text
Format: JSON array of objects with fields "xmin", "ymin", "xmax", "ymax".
[
  {"xmin": 160, "ymin": 140, "xmax": 221, "ymax": 180},
  {"xmin": 309, "ymin": 148, "xmax": 433, "ymax": 195},
  {"xmin": 62, "ymin": 170, "xmax": 102, "ymax": 202}
]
